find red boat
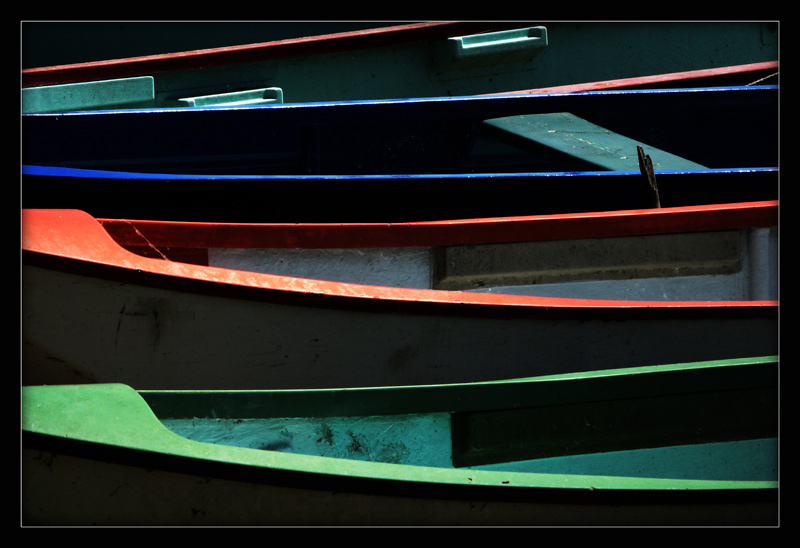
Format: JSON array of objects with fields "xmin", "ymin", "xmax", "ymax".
[{"xmin": 22, "ymin": 202, "xmax": 778, "ymax": 390}]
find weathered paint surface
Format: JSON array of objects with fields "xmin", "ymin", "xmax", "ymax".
[
  {"xmin": 21, "ymin": 357, "xmax": 779, "ymax": 525},
  {"xmin": 22, "ymin": 22, "xmax": 778, "ymax": 107},
  {"xmin": 206, "ymin": 227, "xmax": 778, "ymax": 301},
  {"xmin": 21, "ymin": 208, "xmax": 779, "ymax": 389},
  {"xmin": 21, "ymin": 262, "xmax": 778, "ymax": 389}
]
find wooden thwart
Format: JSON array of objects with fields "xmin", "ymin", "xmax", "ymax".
[{"xmin": 482, "ymin": 112, "xmax": 707, "ymax": 172}]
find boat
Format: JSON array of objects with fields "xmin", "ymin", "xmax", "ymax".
[
  {"xmin": 21, "ymin": 85, "xmax": 778, "ymax": 176},
  {"xmin": 20, "ymin": 164, "xmax": 779, "ymax": 223},
  {"xmin": 21, "ymin": 205, "xmax": 778, "ymax": 390},
  {"xmin": 21, "ymin": 21, "xmax": 778, "ymax": 112},
  {"xmin": 21, "ymin": 355, "xmax": 779, "ymax": 525}
]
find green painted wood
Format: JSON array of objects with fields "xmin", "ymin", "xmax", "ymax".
[
  {"xmin": 21, "ymin": 76, "xmax": 155, "ymax": 114},
  {"xmin": 143, "ymin": 356, "xmax": 777, "ymax": 480},
  {"xmin": 20, "ymin": 355, "xmax": 779, "ymax": 526},
  {"xmin": 138, "ymin": 356, "xmax": 777, "ymax": 422},
  {"xmin": 482, "ymin": 112, "xmax": 708, "ymax": 171},
  {"xmin": 147, "ymin": 355, "xmax": 777, "ymax": 482}
]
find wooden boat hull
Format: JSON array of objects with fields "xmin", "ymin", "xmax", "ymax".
[
  {"xmin": 21, "ymin": 208, "xmax": 778, "ymax": 390},
  {"xmin": 21, "ymin": 356, "xmax": 778, "ymax": 525},
  {"xmin": 21, "ymin": 22, "xmax": 778, "ymax": 111},
  {"xmin": 21, "ymin": 165, "xmax": 779, "ymax": 223},
  {"xmin": 21, "ymin": 86, "xmax": 778, "ymax": 176}
]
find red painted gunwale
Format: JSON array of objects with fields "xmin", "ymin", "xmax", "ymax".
[
  {"xmin": 21, "ymin": 22, "xmax": 526, "ymax": 88},
  {"xmin": 21, "ymin": 204, "xmax": 778, "ymax": 315},
  {"xmin": 22, "ymin": 23, "xmax": 778, "ymax": 92},
  {"xmin": 491, "ymin": 61, "xmax": 779, "ymax": 95}
]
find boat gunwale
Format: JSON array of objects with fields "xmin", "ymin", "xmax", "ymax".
[
  {"xmin": 490, "ymin": 60, "xmax": 779, "ymax": 95},
  {"xmin": 23, "ymin": 429, "xmax": 778, "ymax": 507},
  {"xmin": 20, "ymin": 164, "xmax": 780, "ymax": 181},
  {"xmin": 20, "ymin": 84, "xmax": 778, "ymax": 127},
  {"xmin": 138, "ymin": 355, "xmax": 778, "ymax": 419}
]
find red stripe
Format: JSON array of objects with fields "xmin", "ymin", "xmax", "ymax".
[
  {"xmin": 491, "ymin": 61, "xmax": 779, "ymax": 95},
  {"xmin": 22, "ymin": 22, "xmax": 527, "ymax": 88}
]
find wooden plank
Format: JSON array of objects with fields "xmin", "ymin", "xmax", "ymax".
[
  {"xmin": 483, "ymin": 112, "xmax": 708, "ymax": 171},
  {"xmin": 21, "ymin": 76, "xmax": 155, "ymax": 114}
]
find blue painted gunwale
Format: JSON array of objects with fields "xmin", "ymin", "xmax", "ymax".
[{"xmin": 21, "ymin": 165, "xmax": 779, "ymax": 223}]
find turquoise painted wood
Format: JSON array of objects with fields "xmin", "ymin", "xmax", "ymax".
[
  {"xmin": 21, "ymin": 356, "xmax": 778, "ymax": 525},
  {"xmin": 483, "ymin": 113, "xmax": 708, "ymax": 171},
  {"xmin": 22, "ymin": 76, "xmax": 283, "ymax": 114},
  {"xmin": 20, "ymin": 76, "xmax": 156, "ymax": 114},
  {"xmin": 149, "ymin": 356, "xmax": 777, "ymax": 477},
  {"xmin": 174, "ymin": 87, "xmax": 283, "ymax": 107},
  {"xmin": 21, "ymin": 79, "xmax": 285, "ymax": 113}
]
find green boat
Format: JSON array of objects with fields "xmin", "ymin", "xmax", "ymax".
[
  {"xmin": 21, "ymin": 21, "xmax": 778, "ymax": 112},
  {"xmin": 22, "ymin": 356, "xmax": 779, "ymax": 526}
]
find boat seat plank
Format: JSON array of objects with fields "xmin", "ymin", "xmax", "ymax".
[
  {"xmin": 482, "ymin": 112, "xmax": 708, "ymax": 171},
  {"xmin": 21, "ymin": 76, "xmax": 155, "ymax": 114}
]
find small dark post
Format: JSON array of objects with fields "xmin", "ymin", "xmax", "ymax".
[{"xmin": 637, "ymin": 145, "xmax": 661, "ymax": 208}]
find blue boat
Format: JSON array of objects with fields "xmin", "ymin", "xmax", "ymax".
[{"xmin": 21, "ymin": 86, "xmax": 778, "ymax": 176}]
